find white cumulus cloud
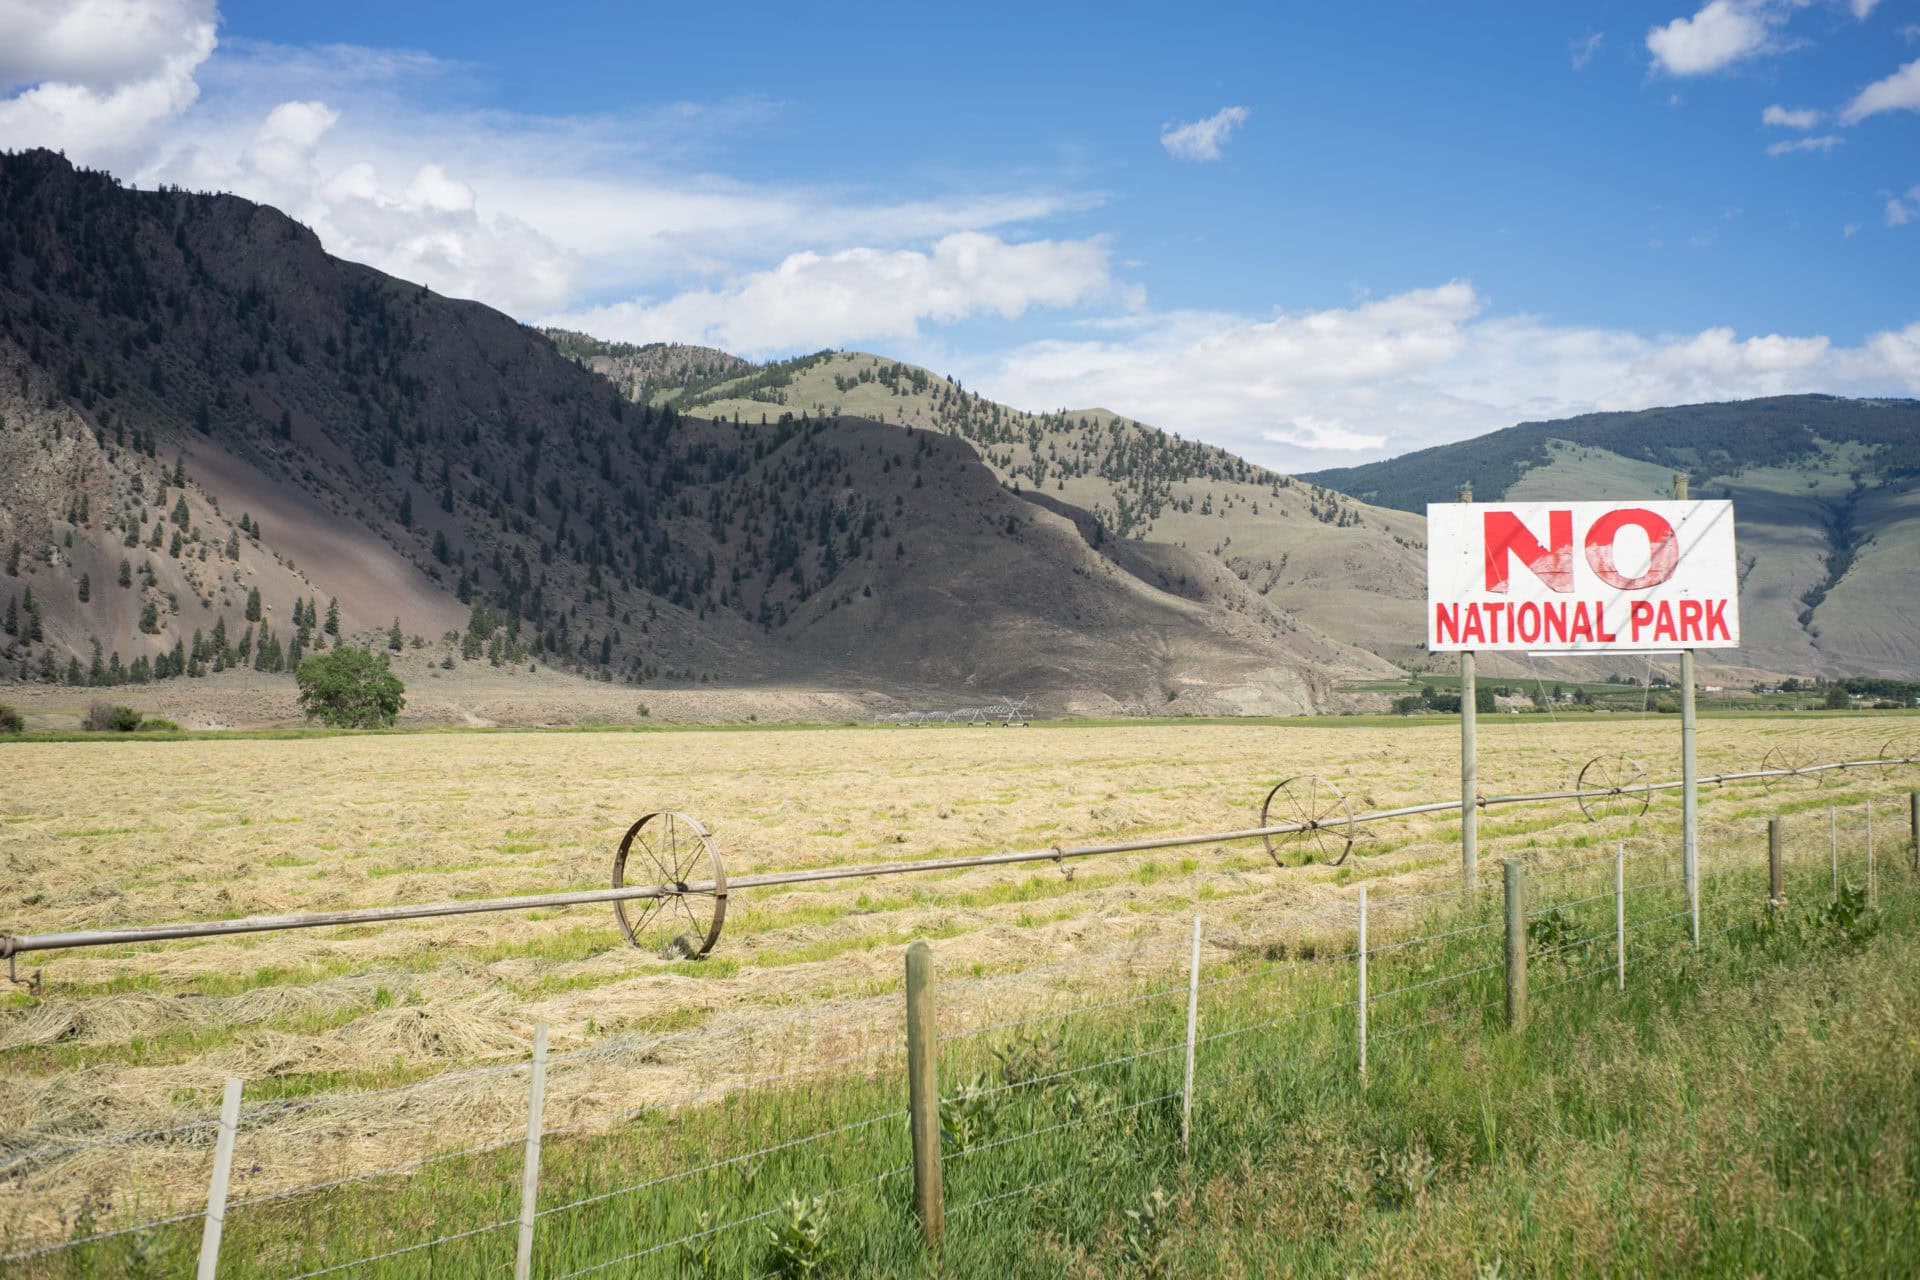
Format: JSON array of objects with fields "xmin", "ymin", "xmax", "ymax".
[
  {"xmin": 1646, "ymin": 1, "xmax": 1772, "ymax": 76},
  {"xmin": 1841, "ymin": 58, "xmax": 1920, "ymax": 124},
  {"xmin": 0, "ymin": 0, "xmax": 216, "ymax": 166},
  {"xmin": 1160, "ymin": 106, "xmax": 1250, "ymax": 161},
  {"xmin": 547, "ymin": 232, "xmax": 1121, "ymax": 354},
  {"xmin": 964, "ymin": 283, "xmax": 1920, "ymax": 472}
]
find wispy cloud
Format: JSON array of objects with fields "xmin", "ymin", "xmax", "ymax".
[
  {"xmin": 1159, "ymin": 106, "xmax": 1250, "ymax": 162},
  {"xmin": 1762, "ymin": 103, "xmax": 1820, "ymax": 128},
  {"xmin": 1570, "ymin": 31, "xmax": 1604, "ymax": 70},
  {"xmin": 1766, "ymin": 134, "xmax": 1842, "ymax": 156},
  {"xmin": 1840, "ymin": 57, "xmax": 1920, "ymax": 124}
]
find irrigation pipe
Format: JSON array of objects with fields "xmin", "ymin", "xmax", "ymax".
[{"xmin": 4, "ymin": 754, "xmax": 1913, "ymax": 962}]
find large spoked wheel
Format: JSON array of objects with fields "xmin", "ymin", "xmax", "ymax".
[
  {"xmin": 612, "ymin": 811, "xmax": 728, "ymax": 958},
  {"xmin": 1259, "ymin": 776, "xmax": 1354, "ymax": 867},
  {"xmin": 1880, "ymin": 736, "xmax": 1919, "ymax": 778},
  {"xmin": 1576, "ymin": 754, "xmax": 1650, "ymax": 822},
  {"xmin": 1759, "ymin": 744, "xmax": 1816, "ymax": 792}
]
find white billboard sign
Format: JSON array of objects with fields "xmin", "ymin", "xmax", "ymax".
[{"xmin": 1426, "ymin": 500, "xmax": 1739, "ymax": 652}]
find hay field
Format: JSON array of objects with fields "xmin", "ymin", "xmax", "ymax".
[{"xmin": 1, "ymin": 713, "xmax": 1913, "ymax": 1245}]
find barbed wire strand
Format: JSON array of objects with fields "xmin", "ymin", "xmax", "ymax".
[
  {"xmin": 282, "ymin": 1217, "xmax": 516, "ymax": 1279},
  {"xmin": 950, "ymin": 1172, "xmax": 1070, "ymax": 1217},
  {"xmin": 1372, "ymin": 997, "xmax": 1504, "ymax": 1045},
  {"xmin": 0, "ymin": 1204, "xmax": 205, "ymax": 1263},
  {"xmin": 1197, "ymin": 995, "xmax": 1352, "ymax": 1047},
  {"xmin": 954, "ymin": 1040, "xmax": 1185, "ymax": 1104},
  {"xmin": 536, "ymin": 1107, "xmax": 908, "ymax": 1220},
  {"xmin": 939, "ymin": 981, "xmax": 1188, "ymax": 1044},
  {"xmin": 1367, "ymin": 960, "xmax": 1503, "ymax": 1004},
  {"xmin": 943, "ymin": 1091, "xmax": 1180, "ymax": 1165},
  {"xmin": 1195, "ymin": 947, "xmax": 1360, "ymax": 994},
  {"xmin": 547, "ymin": 1163, "xmax": 912, "ymax": 1280}
]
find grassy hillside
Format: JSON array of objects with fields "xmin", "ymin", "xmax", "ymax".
[{"xmin": 549, "ymin": 344, "xmax": 1433, "ymax": 668}]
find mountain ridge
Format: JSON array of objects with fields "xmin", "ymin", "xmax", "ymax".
[{"xmin": 0, "ymin": 149, "xmax": 1389, "ymax": 714}]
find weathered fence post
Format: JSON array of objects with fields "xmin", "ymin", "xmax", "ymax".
[
  {"xmin": 1503, "ymin": 860, "xmax": 1527, "ymax": 1031},
  {"xmin": 1910, "ymin": 790, "xmax": 1919, "ymax": 874},
  {"xmin": 515, "ymin": 1023, "xmax": 548, "ymax": 1280},
  {"xmin": 1356, "ymin": 886, "xmax": 1368, "ymax": 1077},
  {"xmin": 1614, "ymin": 842, "xmax": 1625, "ymax": 993},
  {"xmin": 1768, "ymin": 818, "xmax": 1784, "ymax": 905},
  {"xmin": 1182, "ymin": 915, "xmax": 1201, "ymax": 1155},
  {"xmin": 905, "ymin": 941, "xmax": 943, "ymax": 1248},
  {"xmin": 196, "ymin": 1077, "xmax": 243, "ymax": 1280}
]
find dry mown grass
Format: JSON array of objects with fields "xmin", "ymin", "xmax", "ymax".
[{"xmin": 0, "ymin": 713, "xmax": 1910, "ymax": 1246}]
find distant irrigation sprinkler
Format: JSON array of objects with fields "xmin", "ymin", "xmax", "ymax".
[
  {"xmin": 1575, "ymin": 754, "xmax": 1650, "ymax": 822},
  {"xmin": 610, "ymin": 811, "xmax": 727, "ymax": 958},
  {"xmin": 1759, "ymin": 744, "xmax": 1820, "ymax": 791},
  {"xmin": 1258, "ymin": 776, "xmax": 1355, "ymax": 866}
]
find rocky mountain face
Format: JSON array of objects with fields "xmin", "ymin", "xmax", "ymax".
[{"xmin": 0, "ymin": 150, "xmax": 1397, "ymax": 712}]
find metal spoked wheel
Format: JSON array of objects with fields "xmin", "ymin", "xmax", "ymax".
[
  {"xmin": 1759, "ymin": 744, "xmax": 1816, "ymax": 792},
  {"xmin": 1259, "ymin": 775, "xmax": 1354, "ymax": 867},
  {"xmin": 1880, "ymin": 736, "xmax": 1919, "ymax": 778},
  {"xmin": 1576, "ymin": 754, "xmax": 1650, "ymax": 822},
  {"xmin": 611, "ymin": 811, "xmax": 728, "ymax": 958}
]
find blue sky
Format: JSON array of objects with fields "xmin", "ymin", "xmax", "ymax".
[{"xmin": 2, "ymin": 0, "xmax": 1917, "ymax": 470}]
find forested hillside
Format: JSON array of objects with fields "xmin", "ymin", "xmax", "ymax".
[{"xmin": 0, "ymin": 150, "xmax": 1390, "ymax": 712}]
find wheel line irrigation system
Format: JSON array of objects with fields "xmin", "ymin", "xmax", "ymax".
[{"xmin": 5, "ymin": 746, "xmax": 1916, "ymax": 978}]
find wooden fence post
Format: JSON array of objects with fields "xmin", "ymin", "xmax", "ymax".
[
  {"xmin": 1503, "ymin": 861, "xmax": 1527, "ymax": 1031},
  {"xmin": 196, "ymin": 1077, "xmax": 243, "ymax": 1280},
  {"xmin": 1910, "ymin": 791, "xmax": 1918, "ymax": 874},
  {"xmin": 1768, "ymin": 818, "xmax": 1784, "ymax": 905},
  {"xmin": 1182, "ymin": 915, "xmax": 1200, "ymax": 1155},
  {"xmin": 515, "ymin": 1024, "xmax": 548, "ymax": 1280},
  {"xmin": 905, "ymin": 941, "xmax": 943, "ymax": 1248}
]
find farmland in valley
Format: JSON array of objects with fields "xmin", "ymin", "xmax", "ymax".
[{"xmin": 3, "ymin": 712, "xmax": 1915, "ymax": 1262}]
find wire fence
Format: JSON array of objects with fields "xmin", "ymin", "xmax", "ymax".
[{"xmin": 2, "ymin": 786, "xmax": 1915, "ymax": 1277}]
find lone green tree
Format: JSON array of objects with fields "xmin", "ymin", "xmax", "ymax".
[{"xmin": 295, "ymin": 646, "xmax": 406, "ymax": 728}]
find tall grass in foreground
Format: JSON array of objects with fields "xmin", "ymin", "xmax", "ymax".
[{"xmin": 18, "ymin": 847, "xmax": 1918, "ymax": 1278}]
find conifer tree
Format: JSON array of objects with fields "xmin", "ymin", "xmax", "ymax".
[
  {"xmin": 118, "ymin": 559, "xmax": 132, "ymax": 588},
  {"xmin": 245, "ymin": 586, "xmax": 262, "ymax": 621},
  {"xmin": 77, "ymin": 573, "xmax": 90, "ymax": 603},
  {"xmin": 324, "ymin": 597, "xmax": 340, "ymax": 636}
]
